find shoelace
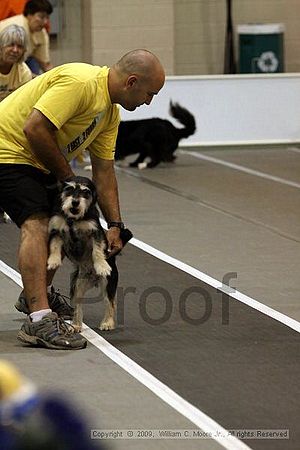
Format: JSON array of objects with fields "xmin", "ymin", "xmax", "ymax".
[
  {"xmin": 56, "ymin": 317, "xmax": 77, "ymax": 336},
  {"xmin": 50, "ymin": 289, "xmax": 74, "ymax": 309}
]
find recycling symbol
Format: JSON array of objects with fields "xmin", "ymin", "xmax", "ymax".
[{"xmin": 257, "ymin": 51, "xmax": 279, "ymax": 72}]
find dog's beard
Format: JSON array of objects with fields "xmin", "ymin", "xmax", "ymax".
[{"xmin": 61, "ymin": 195, "xmax": 92, "ymax": 220}]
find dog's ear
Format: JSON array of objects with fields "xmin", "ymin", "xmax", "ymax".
[
  {"xmin": 88, "ymin": 180, "xmax": 98, "ymax": 204},
  {"xmin": 61, "ymin": 180, "xmax": 68, "ymax": 190},
  {"xmin": 56, "ymin": 180, "xmax": 69, "ymax": 194},
  {"xmin": 92, "ymin": 187, "xmax": 98, "ymax": 204}
]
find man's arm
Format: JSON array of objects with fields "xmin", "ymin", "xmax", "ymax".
[
  {"xmin": 23, "ymin": 109, "xmax": 74, "ymax": 181},
  {"xmin": 33, "ymin": 29, "xmax": 52, "ymax": 73},
  {"xmin": 90, "ymin": 152, "xmax": 123, "ymax": 255},
  {"xmin": 35, "ymin": 58, "xmax": 53, "ymax": 72}
]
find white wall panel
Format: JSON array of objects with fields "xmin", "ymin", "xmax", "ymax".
[{"xmin": 121, "ymin": 74, "xmax": 300, "ymax": 146}]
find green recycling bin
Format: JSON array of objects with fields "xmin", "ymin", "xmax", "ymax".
[{"xmin": 238, "ymin": 23, "xmax": 285, "ymax": 73}]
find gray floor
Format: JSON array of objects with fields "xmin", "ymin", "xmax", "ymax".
[
  {"xmin": 114, "ymin": 146, "xmax": 300, "ymax": 322},
  {"xmin": 0, "ymin": 146, "xmax": 299, "ymax": 450}
]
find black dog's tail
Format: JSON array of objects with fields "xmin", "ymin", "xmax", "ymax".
[{"xmin": 169, "ymin": 101, "xmax": 196, "ymax": 139}]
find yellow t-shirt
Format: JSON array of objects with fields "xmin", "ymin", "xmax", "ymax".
[
  {"xmin": 0, "ymin": 63, "xmax": 120, "ymax": 171},
  {"xmin": 0, "ymin": 62, "xmax": 32, "ymax": 101},
  {"xmin": 0, "ymin": 14, "xmax": 50, "ymax": 64}
]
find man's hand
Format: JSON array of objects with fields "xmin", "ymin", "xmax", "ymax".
[{"xmin": 106, "ymin": 227, "xmax": 123, "ymax": 257}]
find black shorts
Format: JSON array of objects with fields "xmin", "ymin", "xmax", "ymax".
[{"xmin": 0, "ymin": 164, "xmax": 59, "ymax": 227}]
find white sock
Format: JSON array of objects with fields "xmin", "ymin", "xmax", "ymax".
[{"xmin": 30, "ymin": 309, "xmax": 52, "ymax": 322}]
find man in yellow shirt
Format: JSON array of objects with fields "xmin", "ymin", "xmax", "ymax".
[
  {"xmin": 0, "ymin": 49, "xmax": 165, "ymax": 350},
  {"xmin": 0, "ymin": 0, "xmax": 52, "ymax": 73}
]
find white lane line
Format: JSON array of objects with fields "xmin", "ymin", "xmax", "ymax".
[
  {"xmin": 82, "ymin": 325, "xmax": 251, "ymax": 450},
  {"xmin": 180, "ymin": 150, "xmax": 300, "ymax": 190},
  {"xmin": 126, "ymin": 236, "xmax": 300, "ymax": 334},
  {"xmin": 0, "ymin": 260, "xmax": 22, "ymax": 285},
  {"xmin": 288, "ymin": 146, "xmax": 300, "ymax": 154},
  {"xmin": 0, "ymin": 260, "xmax": 251, "ymax": 450}
]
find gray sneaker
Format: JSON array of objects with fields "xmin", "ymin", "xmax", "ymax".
[
  {"xmin": 15, "ymin": 287, "xmax": 74, "ymax": 320},
  {"xmin": 17, "ymin": 312, "xmax": 87, "ymax": 350}
]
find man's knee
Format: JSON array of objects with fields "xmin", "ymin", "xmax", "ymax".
[{"xmin": 20, "ymin": 213, "xmax": 49, "ymax": 239}]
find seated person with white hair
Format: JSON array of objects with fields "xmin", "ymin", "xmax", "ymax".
[
  {"xmin": 0, "ymin": 0, "xmax": 53, "ymax": 75},
  {"xmin": 0, "ymin": 23, "xmax": 32, "ymax": 222},
  {"xmin": 0, "ymin": 23, "xmax": 32, "ymax": 101}
]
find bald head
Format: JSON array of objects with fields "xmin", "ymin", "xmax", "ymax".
[
  {"xmin": 109, "ymin": 49, "xmax": 165, "ymax": 110},
  {"xmin": 115, "ymin": 49, "xmax": 165, "ymax": 80}
]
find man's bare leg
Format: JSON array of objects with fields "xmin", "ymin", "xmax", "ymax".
[{"xmin": 18, "ymin": 214, "xmax": 51, "ymax": 313}]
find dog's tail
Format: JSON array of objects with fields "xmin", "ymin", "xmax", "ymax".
[
  {"xmin": 169, "ymin": 101, "xmax": 196, "ymax": 139},
  {"xmin": 119, "ymin": 228, "xmax": 133, "ymax": 247}
]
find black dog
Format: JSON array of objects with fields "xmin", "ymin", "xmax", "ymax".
[
  {"xmin": 115, "ymin": 101, "xmax": 196, "ymax": 168},
  {"xmin": 47, "ymin": 176, "xmax": 132, "ymax": 332}
]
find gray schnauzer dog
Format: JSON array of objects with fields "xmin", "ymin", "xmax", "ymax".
[{"xmin": 47, "ymin": 176, "xmax": 132, "ymax": 332}]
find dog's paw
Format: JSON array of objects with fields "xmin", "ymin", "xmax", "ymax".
[
  {"xmin": 138, "ymin": 162, "xmax": 148, "ymax": 170},
  {"xmin": 99, "ymin": 317, "xmax": 115, "ymax": 331},
  {"xmin": 72, "ymin": 323, "xmax": 82, "ymax": 333},
  {"xmin": 47, "ymin": 255, "xmax": 62, "ymax": 270},
  {"xmin": 94, "ymin": 259, "xmax": 111, "ymax": 277}
]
